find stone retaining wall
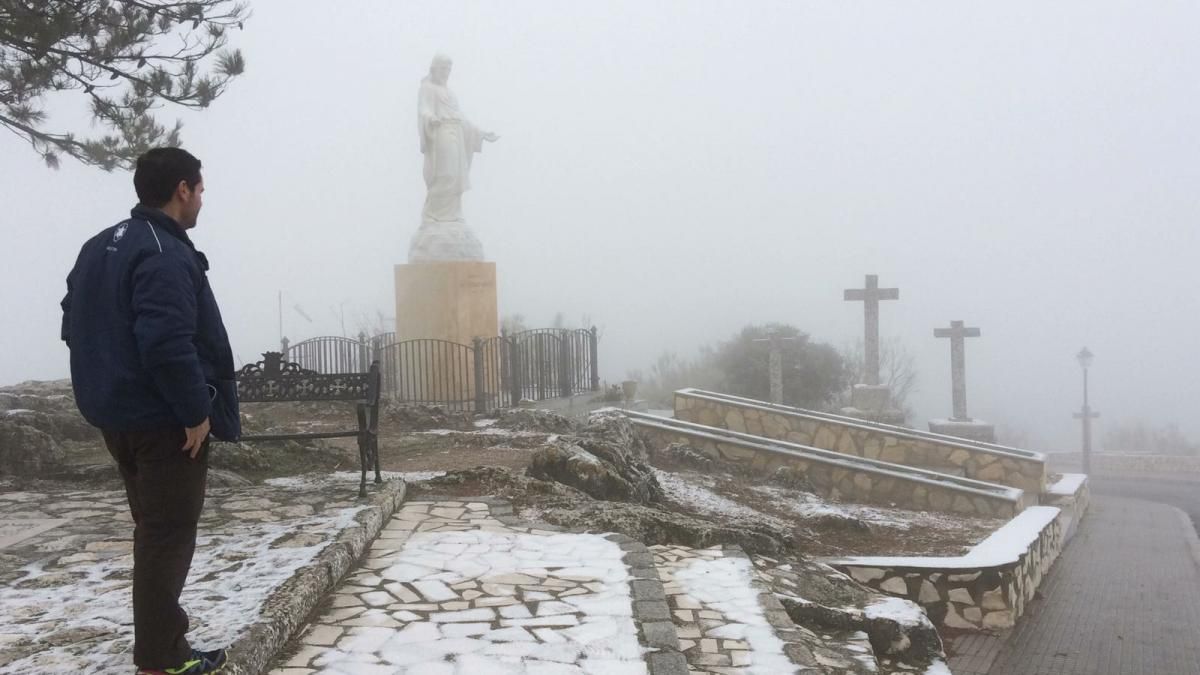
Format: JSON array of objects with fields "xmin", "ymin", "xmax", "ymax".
[
  {"xmin": 1043, "ymin": 474, "xmax": 1090, "ymax": 541},
  {"xmin": 633, "ymin": 417, "xmax": 1026, "ymax": 519},
  {"xmin": 1049, "ymin": 452, "xmax": 1200, "ymax": 477},
  {"xmin": 674, "ymin": 389, "xmax": 1047, "ymax": 493},
  {"xmin": 824, "ymin": 475, "xmax": 1090, "ymax": 633}
]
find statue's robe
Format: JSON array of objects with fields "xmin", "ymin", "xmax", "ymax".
[{"xmin": 418, "ymin": 78, "xmax": 485, "ymax": 223}]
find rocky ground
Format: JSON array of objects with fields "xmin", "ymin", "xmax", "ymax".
[{"xmin": 0, "ymin": 381, "xmax": 983, "ymax": 672}]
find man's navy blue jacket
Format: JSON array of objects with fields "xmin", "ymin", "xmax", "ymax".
[{"xmin": 61, "ymin": 205, "xmax": 241, "ymax": 441}]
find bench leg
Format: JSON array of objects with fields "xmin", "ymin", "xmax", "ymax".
[
  {"xmin": 358, "ymin": 435, "xmax": 369, "ymax": 498},
  {"xmin": 373, "ymin": 436, "xmax": 382, "ymax": 484}
]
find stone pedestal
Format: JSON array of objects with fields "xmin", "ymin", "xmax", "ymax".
[
  {"xmin": 840, "ymin": 384, "xmax": 905, "ymax": 425},
  {"xmin": 394, "ymin": 261, "xmax": 498, "ymax": 406},
  {"xmin": 929, "ymin": 418, "xmax": 996, "ymax": 443},
  {"xmin": 394, "ymin": 261, "xmax": 498, "ymax": 345}
]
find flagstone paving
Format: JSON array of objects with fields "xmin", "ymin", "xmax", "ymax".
[
  {"xmin": 272, "ymin": 500, "xmax": 906, "ymax": 675},
  {"xmin": 269, "ymin": 499, "xmax": 667, "ymax": 674},
  {"xmin": 0, "ymin": 476, "xmax": 393, "ymax": 675}
]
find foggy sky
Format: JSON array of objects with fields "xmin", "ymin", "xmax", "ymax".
[{"xmin": 3, "ymin": 0, "xmax": 1198, "ymax": 452}]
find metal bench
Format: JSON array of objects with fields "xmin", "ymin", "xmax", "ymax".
[{"xmin": 234, "ymin": 351, "xmax": 382, "ymax": 496}]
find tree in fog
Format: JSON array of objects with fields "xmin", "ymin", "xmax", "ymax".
[
  {"xmin": 1103, "ymin": 421, "xmax": 1199, "ymax": 455},
  {"xmin": 713, "ymin": 323, "xmax": 848, "ymax": 410},
  {"xmin": 0, "ymin": 0, "xmax": 248, "ymax": 170},
  {"xmin": 631, "ymin": 324, "xmax": 847, "ymax": 410}
]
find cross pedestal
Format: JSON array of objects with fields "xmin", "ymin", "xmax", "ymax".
[
  {"xmin": 841, "ymin": 384, "xmax": 906, "ymax": 425},
  {"xmin": 928, "ymin": 418, "xmax": 996, "ymax": 443}
]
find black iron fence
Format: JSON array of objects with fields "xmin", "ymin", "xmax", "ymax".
[{"xmin": 278, "ymin": 328, "xmax": 600, "ymax": 413}]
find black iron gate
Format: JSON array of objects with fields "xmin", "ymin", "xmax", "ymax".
[{"xmin": 281, "ymin": 328, "xmax": 599, "ymax": 412}]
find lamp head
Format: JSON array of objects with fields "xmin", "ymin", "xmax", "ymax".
[{"xmin": 1076, "ymin": 347, "xmax": 1094, "ymax": 370}]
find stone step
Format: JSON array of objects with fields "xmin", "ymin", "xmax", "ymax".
[
  {"xmin": 268, "ymin": 498, "xmax": 687, "ymax": 675},
  {"xmin": 650, "ymin": 543, "xmax": 879, "ymax": 674}
]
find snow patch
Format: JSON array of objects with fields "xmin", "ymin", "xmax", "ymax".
[
  {"xmin": 862, "ymin": 596, "xmax": 932, "ymax": 628},
  {"xmin": 0, "ymin": 506, "xmax": 365, "ymax": 674},
  {"xmin": 264, "ymin": 470, "xmax": 445, "ymax": 488},
  {"xmin": 923, "ymin": 658, "xmax": 954, "ymax": 675},
  {"xmin": 654, "ymin": 470, "xmax": 781, "ymax": 524},
  {"xmin": 318, "ymin": 529, "xmax": 647, "ymax": 673},
  {"xmin": 674, "ymin": 556, "xmax": 798, "ymax": 674},
  {"xmin": 1047, "ymin": 473, "xmax": 1087, "ymax": 496},
  {"xmin": 827, "ymin": 506, "xmax": 1062, "ymax": 569}
]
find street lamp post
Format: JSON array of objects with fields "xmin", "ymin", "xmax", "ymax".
[{"xmin": 1074, "ymin": 347, "xmax": 1098, "ymax": 474}]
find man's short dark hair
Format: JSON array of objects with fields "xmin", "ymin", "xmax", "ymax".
[{"xmin": 134, "ymin": 148, "xmax": 202, "ymax": 207}]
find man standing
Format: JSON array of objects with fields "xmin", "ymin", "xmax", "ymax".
[{"xmin": 62, "ymin": 148, "xmax": 240, "ymax": 675}]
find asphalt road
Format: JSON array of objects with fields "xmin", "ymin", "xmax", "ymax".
[{"xmin": 1088, "ymin": 474, "xmax": 1200, "ymax": 525}]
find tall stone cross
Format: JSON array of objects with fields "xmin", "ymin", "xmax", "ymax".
[
  {"xmin": 935, "ymin": 320, "xmax": 982, "ymax": 421},
  {"xmin": 843, "ymin": 275, "xmax": 899, "ymax": 385},
  {"xmin": 753, "ymin": 334, "xmax": 799, "ymax": 404}
]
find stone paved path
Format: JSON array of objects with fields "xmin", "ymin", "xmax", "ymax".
[
  {"xmin": 987, "ymin": 495, "xmax": 1200, "ymax": 675},
  {"xmin": 270, "ymin": 500, "xmax": 891, "ymax": 674},
  {"xmin": 270, "ymin": 499, "xmax": 665, "ymax": 674}
]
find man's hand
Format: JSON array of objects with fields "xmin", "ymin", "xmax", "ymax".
[{"xmin": 182, "ymin": 418, "xmax": 211, "ymax": 459}]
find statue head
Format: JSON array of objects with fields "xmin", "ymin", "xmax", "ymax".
[{"xmin": 429, "ymin": 54, "xmax": 452, "ymax": 85}]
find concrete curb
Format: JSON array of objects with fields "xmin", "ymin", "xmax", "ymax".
[
  {"xmin": 226, "ymin": 479, "xmax": 408, "ymax": 675},
  {"xmin": 1171, "ymin": 505, "xmax": 1200, "ymax": 573}
]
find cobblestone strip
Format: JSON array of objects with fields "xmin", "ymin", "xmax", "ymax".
[
  {"xmin": 270, "ymin": 498, "xmax": 683, "ymax": 675},
  {"xmin": 650, "ymin": 544, "xmax": 874, "ymax": 674}
]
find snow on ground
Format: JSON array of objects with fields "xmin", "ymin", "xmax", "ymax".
[
  {"xmin": 655, "ymin": 468, "xmax": 998, "ymax": 539},
  {"xmin": 752, "ymin": 484, "xmax": 918, "ymax": 528},
  {"xmin": 923, "ymin": 658, "xmax": 954, "ymax": 674},
  {"xmin": 307, "ymin": 528, "xmax": 647, "ymax": 674},
  {"xmin": 827, "ymin": 506, "xmax": 1062, "ymax": 569},
  {"xmin": 653, "ymin": 469, "xmax": 787, "ymax": 525},
  {"xmin": 862, "ymin": 596, "xmax": 934, "ymax": 629},
  {"xmin": 0, "ymin": 505, "xmax": 365, "ymax": 675},
  {"xmin": 673, "ymin": 555, "xmax": 797, "ymax": 674},
  {"xmin": 420, "ymin": 427, "xmax": 554, "ymax": 439},
  {"xmin": 264, "ymin": 470, "xmax": 446, "ymax": 488}
]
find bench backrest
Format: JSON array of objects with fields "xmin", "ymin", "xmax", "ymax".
[{"xmin": 236, "ymin": 352, "xmax": 381, "ymax": 404}]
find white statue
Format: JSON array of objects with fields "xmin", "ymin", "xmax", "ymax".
[{"xmin": 409, "ymin": 54, "xmax": 499, "ymax": 262}]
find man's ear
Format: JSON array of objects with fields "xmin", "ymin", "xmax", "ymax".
[{"xmin": 173, "ymin": 179, "xmax": 192, "ymax": 203}]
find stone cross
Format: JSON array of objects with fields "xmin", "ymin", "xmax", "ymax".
[
  {"xmin": 843, "ymin": 275, "xmax": 899, "ymax": 385},
  {"xmin": 935, "ymin": 320, "xmax": 981, "ymax": 421},
  {"xmin": 753, "ymin": 334, "xmax": 798, "ymax": 404}
]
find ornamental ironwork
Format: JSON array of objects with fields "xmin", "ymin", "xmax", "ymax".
[{"xmin": 236, "ymin": 352, "xmax": 372, "ymax": 402}]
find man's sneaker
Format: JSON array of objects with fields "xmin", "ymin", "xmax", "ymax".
[{"xmin": 136, "ymin": 648, "xmax": 227, "ymax": 674}]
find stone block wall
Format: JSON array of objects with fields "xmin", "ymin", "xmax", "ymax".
[
  {"xmin": 1049, "ymin": 452, "xmax": 1200, "ymax": 477},
  {"xmin": 634, "ymin": 422, "xmax": 1022, "ymax": 519},
  {"xmin": 675, "ymin": 391, "xmax": 1046, "ymax": 493},
  {"xmin": 828, "ymin": 504, "xmax": 1077, "ymax": 632}
]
